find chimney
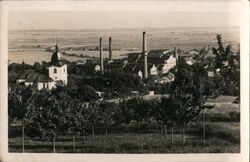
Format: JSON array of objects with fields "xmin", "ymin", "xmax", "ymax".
[
  {"xmin": 143, "ymin": 31, "xmax": 148, "ymax": 79},
  {"xmin": 99, "ymin": 37, "xmax": 104, "ymax": 74},
  {"xmin": 109, "ymin": 37, "xmax": 113, "ymax": 61},
  {"xmin": 174, "ymin": 45, "xmax": 178, "ymax": 64}
]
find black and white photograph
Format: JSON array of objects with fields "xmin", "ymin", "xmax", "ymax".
[{"xmin": 0, "ymin": 0, "xmax": 249, "ymax": 162}]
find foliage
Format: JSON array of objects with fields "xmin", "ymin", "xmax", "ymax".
[{"xmin": 213, "ymin": 34, "xmax": 240, "ymax": 96}]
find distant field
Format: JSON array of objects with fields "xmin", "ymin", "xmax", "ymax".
[
  {"xmin": 8, "ymin": 27, "xmax": 239, "ymax": 65},
  {"xmin": 8, "ymin": 50, "xmax": 130, "ymax": 64}
]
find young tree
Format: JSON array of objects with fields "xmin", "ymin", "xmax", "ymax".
[
  {"xmin": 28, "ymin": 90, "xmax": 65, "ymax": 153},
  {"xmin": 8, "ymin": 85, "xmax": 35, "ymax": 152},
  {"xmin": 98, "ymin": 102, "xmax": 119, "ymax": 135}
]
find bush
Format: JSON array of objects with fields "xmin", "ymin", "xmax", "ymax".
[
  {"xmin": 229, "ymin": 111, "xmax": 240, "ymax": 122},
  {"xmin": 120, "ymin": 142, "xmax": 140, "ymax": 150}
]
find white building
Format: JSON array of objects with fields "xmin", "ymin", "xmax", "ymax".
[
  {"xmin": 149, "ymin": 64, "xmax": 157, "ymax": 76},
  {"xmin": 17, "ymin": 43, "xmax": 68, "ymax": 90}
]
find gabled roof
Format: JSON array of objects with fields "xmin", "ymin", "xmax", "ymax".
[
  {"xmin": 157, "ymin": 64, "xmax": 165, "ymax": 71},
  {"xmin": 123, "ymin": 63, "xmax": 138, "ymax": 72},
  {"xmin": 18, "ymin": 70, "xmax": 51, "ymax": 82}
]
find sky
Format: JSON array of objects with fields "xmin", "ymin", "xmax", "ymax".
[{"xmin": 8, "ymin": 1, "xmax": 241, "ymax": 30}]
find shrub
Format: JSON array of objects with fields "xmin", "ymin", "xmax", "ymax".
[{"xmin": 120, "ymin": 142, "xmax": 140, "ymax": 150}]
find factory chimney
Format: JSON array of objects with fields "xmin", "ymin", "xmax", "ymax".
[
  {"xmin": 99, "ymin": 37, "xmax": 104, "ymax": 74},
  {"xmin": 142, "ymin": 31, "xmax": 148, "ymax": 79},
  {"xmin": 109, "ymin": 37, "xmax": 113, "ymax": 61},
  {"xmin": 174, "ymin": 45, "xmax": 178, "ymax": 64}
]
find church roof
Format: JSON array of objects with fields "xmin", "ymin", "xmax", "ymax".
[
  {"xmin": 50, "ymin": 43, "xmax": 67, "ymax": 67},
  {"xmin": 18, "ymin": 70, "xmax": 52, "ymax": 82}
]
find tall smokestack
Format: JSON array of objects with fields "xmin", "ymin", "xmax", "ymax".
[
  {"xmin": 99, "ymin": 37, "xmax": 104, "ymax": 74},
  {"xmin": 174, "ymin": 45, "xmax": 178, "ymax": 64},
  {"xmin": 143, "ymin": 31, "xmax": 148, "ymax": 79},
  {"xmin": 109, "ymin": 37, "xmax": 113, "ymax": 61}
]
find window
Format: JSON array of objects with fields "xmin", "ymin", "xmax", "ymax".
[
  {"xmin": 43, "ymin": 83, "xmax": 46, "ymax": 88},
  {"xmin": 64, "ymin": 68, "xmax": 66, "ymax": 73},
  {"xmin": 54, "ymin": 68, "xmax": 57, "ymax": 73}
]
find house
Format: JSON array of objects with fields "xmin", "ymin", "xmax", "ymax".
[
  {"xmin": 126, "ymin": 49, "xmax": 177, "ymax": 77},
  {"xmin": 149, "ymin": 64, "xmax": 157, "ymax": 76},
  {"xmin": 106, "ymin": 59, "xmax": 127, "ymax": 72},
  {"xmin": 183, "ymin": 56, "xmax": 195, "ymax": 65},
  {"xmin": 16, "ymin": 43, "xmax": 68, "ymax": 90},
  {"xmin": 82, "ymin": 63, "xmax": 101, "ymax": 74}
]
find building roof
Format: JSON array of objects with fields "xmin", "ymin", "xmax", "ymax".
[
  {"xmin": 123, "ymin": 63, "xmax": 138, "ymax": 72},
  {"xmin": 18, "ymin": 70, "xmax": 51, "ymax": 82},
  {"xmin": 50, "ymin": 43, "xmax": 68, "ymax": 67},
  {"xmin": 148, "ymin": 49, "xmax": 171, "ymax": 58},
  {"xmin": 82, "ymin": 63, "xmax": 100, "ymax": 69},
  {"xmin": 106, "ymin": 59, "xmax": 126, "ymax": 69}
]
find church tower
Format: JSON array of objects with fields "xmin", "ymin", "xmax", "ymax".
[{"xmin": 48, "ymin": 42, "xmax": 68, "ymax": 86}]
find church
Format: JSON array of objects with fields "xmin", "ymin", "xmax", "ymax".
[{"xmin": 16, "ymin": 43, "xmax": 68, "ymax": 90}]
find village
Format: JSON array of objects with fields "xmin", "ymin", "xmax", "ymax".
[
  {"xmin": 8, "ymin": 31, "xmax": 240, "ymax": 153},
  {"xmin": 13, "ymin": 31, "xmax": 224, "ymax": 95}
]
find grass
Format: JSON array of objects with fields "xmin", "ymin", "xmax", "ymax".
[{"xmin": 9, "ymin": 121, "xmax": 240, "ymax": 153}]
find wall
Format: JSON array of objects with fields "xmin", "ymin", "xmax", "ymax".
[{"xmin": 48, "ymin": 64, "xmax": 68, "ymax": 84}]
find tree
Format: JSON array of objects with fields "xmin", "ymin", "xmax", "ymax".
[
  {"xmin": 27, "ymin": 89, "xmax": 66, "ymax": 153},
  {"xmin": 153, "ymin": 97, "xmax": 179, "ymax": 143},
  {"xmin": 213, "ymin": 34, "xmax": 240, "ymax": 96},
  {"xmin": 98, "ymin": 102, "xmax": 119, "ymax": 135},
  {"xmin": 8, "ymin": 85, "xmax": 35, "ymax": 152},
  {"xmin": 87, "ymin": 102, "xmax": 99, "ymax": 137},
  {"xmin": 168, "ymin": 60, "xmax": 205, "ymax": 144}
]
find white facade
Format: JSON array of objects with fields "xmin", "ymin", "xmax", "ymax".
[
  {"xmin": 138, "ymin": 70, "xmax": 143, "ymax": 78},
  {"xmin": 208, "ymin": 70, "xmax": 215, "ymax": 77},
  {"xmin": 164, "ymin": 55, "xmax": 176, "ymax": 70},
  {"xmin": 94, "ymin": 65, "xmax": 101, "ymax": 72},
  {"xmin": 23, "ymin": 81, "xmax": 57, "ymax": 90},
  {"xmin": 48, "ymin": 64, "xmax": 68, "ymax": 85},
  {"xmin": 150, "ymin": 64, "xmax": 157, "ymax": 76},
  {"xmin": 158, "ymin": 55, "xmax": 176, "ymax": 75}
]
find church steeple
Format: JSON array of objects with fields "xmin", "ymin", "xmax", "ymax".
[
  {"xmin": 51, "ymin": 38, "xmax": 63, "ymax": 66},
  {"xmin": 55, "ymin": 37, "xmax": 59, "ymax": 53}
]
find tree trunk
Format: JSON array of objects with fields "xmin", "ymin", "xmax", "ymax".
[
  {"xmin": 171, "ymin": 126, "xmax": 174, "ymax": 144},
  {"xmin": 105, "ymin": 126, "xmax": 108, "ymax": 136},
  {"xmin": 164, "ymin": 124, "xmax": 167, "ymax": 140},
  {"xmin": 83, "ymin": 128, "xmax": 86, "ymax": 144},
  {"xmin": 53, "ymin": 137, "xmax": 56, "ymax": 153},
  {"xmin": 182, "ymin": 126, "xmax": 185, "ymax": 145},
  {"xmin": 203, "ymin": 112, "xmax": 206, "ymax": 144},
  {"xmin": 73, "ymin": 135, "xmax": 76, "ymax": 152},
  {"xmin": 22, "ymin": 120, "xmax": 25, "ymax": 153},
  {"xmin": 92, "ymin": 124, "xmax": 95, "ymax": 137},
  {"xmin": 138, "ymin": 123, "xmax": 140, "ymax": 134},
  {"xmin": 160, "ymin": 123, "xmax": 163, "ymax": 135}
]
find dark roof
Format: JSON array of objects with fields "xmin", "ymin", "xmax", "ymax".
[
  {"xmin": 106, "ymin": 60, "xmax": 125, "ymax": 69},
  {"xmin": 157, "ymin": 64, "xmax": 165, "ymax": 71},
  {"xmin": 18, "ymin": 71, "xmax": 51, "ymax": 82},
  {"xmin": 123, "ymin": 63, "xmax": 138, "ymax": 72},
  {"xmin": 148, "ymin": 49, "xmax": 171, "ymax": 58},
  {"xmin": 127, "ymin": 52, "xmax": 142, "ymax": 63},
  {"xmin": 82, "ymin": 63, "xmax": 99, "ymax": 69},
  {"xmin": 50, "ymin": 44, "xmax": 68, "ymax": 67}
]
